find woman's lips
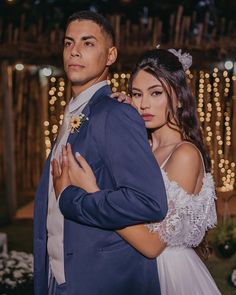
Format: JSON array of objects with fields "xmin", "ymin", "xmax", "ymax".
[{"xmin": 142, "ymin": 114, "xmax": 154, "ymax": 121}]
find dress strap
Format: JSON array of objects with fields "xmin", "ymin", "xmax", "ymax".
[
  {"xmin": 160, "ymin": 151, "xmax": 174, "ymax": 169},
  {"xmin": 160, "ymin": 141, "xmax": 206, "ymax": 174}
]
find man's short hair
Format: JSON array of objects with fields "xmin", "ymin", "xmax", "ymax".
[{"xmin": 66, "ymin": 10, "xmax": 115, "ymax": 46}]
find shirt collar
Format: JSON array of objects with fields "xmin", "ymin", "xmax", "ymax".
[{"xmin": 69, "ymin": 80, "xmax": 108, "ymax": 113}]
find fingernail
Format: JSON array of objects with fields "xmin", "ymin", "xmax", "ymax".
[
  {"xmin": 75, "ymin": 152, "xmax": 80, "ymax": 157},
  {"xmin": 67, "ymin": 143, "xmax": 70, "ymax": 147}
]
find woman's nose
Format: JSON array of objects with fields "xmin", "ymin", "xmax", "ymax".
[{"xmin": 140, "ymin": 96, "xmax": 150, "ymax": 109}]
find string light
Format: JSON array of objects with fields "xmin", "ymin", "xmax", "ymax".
[
  {"xmin": 41, "ymin": 67, "xmax": 52, "ymax": 77},
  {"xmin": 108, "ymin": 72, "xmax": 130, "ymax": 94},
  {"xmin": 42, "ymin": 69, "xmax": 235, "ymax": 191},
  {"xmin": 193, "ymin": 66, "xmax": 235, "ymax": 191},
  {"xmin": 43, "ymin": 76, "xmax": 66, "ymax": 157},
  {"xmin": 224, "ymin": 60, "xmax": 233, "ymax": 70},
  {"xmin": 15, "ymin": 64, "xmax": 24, "ymax": 71}
]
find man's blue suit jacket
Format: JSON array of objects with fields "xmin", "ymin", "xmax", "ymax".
[{"xmin": 34, "ymin": 85, "xmax": 168, "ymax": 295}]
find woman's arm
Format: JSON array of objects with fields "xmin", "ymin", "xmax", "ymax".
[
  {"xmin": 53, "ymin": 145, "xmax": 166, "ymax": 258},
  {"xmin": 117, "ymin": 224, "xmax": 166, "ymax": 258}
]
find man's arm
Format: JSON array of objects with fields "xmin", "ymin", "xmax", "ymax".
[{"xmin": 59, "ymin": 103, "xmax": 168, "ymax": 229}]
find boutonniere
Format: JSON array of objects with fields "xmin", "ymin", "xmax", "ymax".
[{"xmin": 70, "ymin": 113, "xmax": 89, "ymax": 134}]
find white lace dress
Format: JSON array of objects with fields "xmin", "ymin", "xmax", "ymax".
[{"xmin": 148, "ymin": 168, "xmax": 221, "ymax": 295}]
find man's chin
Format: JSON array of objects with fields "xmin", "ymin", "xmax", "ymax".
[
  {"xmin": 70, "ymin": 80, "xmax": 85, "ymax": 86},
  {"xmin": 67, "ymin": 75, "xmax": 84, "ymax": 85},
  {"xmin": 66, "ymin": 71, "xmax": 84, "ymax": 83}
]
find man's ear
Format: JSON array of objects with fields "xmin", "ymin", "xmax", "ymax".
[{"xmin": 106, "ymin": 47, "xmax": 118, "ymax": 66}]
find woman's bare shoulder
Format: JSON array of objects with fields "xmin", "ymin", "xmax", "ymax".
[{"xmin": 164, "ymin": 142, "xmax": 204, "ymax": 194}]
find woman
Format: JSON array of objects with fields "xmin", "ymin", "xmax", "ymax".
[{"xmin": 57, "ymin": 48, "xmax": 221, "ymax": 294}]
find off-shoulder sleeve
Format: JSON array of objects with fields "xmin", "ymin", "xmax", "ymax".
[{"xmin": 147, "ymin": 173, "xmax": 217, "ymax": 247}]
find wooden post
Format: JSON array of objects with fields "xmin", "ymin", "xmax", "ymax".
[
  {"xmin": 184, "ymin": 16, "xmax": 191, "ymax": 46},
  {"xmin": 196, "ymin": 23, "xmax": 203, "ymax": 46},
  {"xmin": 2, "ymin": 61, "xmax": 17, "ymax": 221},
  {"xmin": 0, "ymin": 19, "xmax": 2, "ymax": 43},
  {"xmin": 7, "ymin": 23, "xmax": 13, "ymax": 44},
  {"xmin": 115, "ymin": 15, "xmax": 120, "ymax": 49},
  {"xmin": 152, "ymin": 18, "xmax": 158, "ymax": 47},
  {"xmin": 169, "ymin": 14, "xmax": 175, "ymax": 44},
  {"xmin": 125, "ymin": 20, "xmax": 130, "ymax": 48},
  {"xmin": 174, "ymin": 5, "xmax": 184, "ymax": 46},
  {"xmin": 232, "ymin": 76, "xmax": 236, "ymax": 167}
]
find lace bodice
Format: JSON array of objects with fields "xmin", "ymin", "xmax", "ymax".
[{"xmin": 147, "ymin": 169, "xmax": 217, "ymax": 247}]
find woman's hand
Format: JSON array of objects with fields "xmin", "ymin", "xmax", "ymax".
[
  {"xmin": 111, "ymin": 92, "xmax": 132, "ymax": 104},
  {"xmin": 65, "ymin": 143, "xmax": 100, "ymax": 193},
  {"xmin": 51, "ymin": 152, "xmax": 71, "ymax": 199}
]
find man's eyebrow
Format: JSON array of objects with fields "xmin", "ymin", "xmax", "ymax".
[
  {"xmin": 63, "ymin": 35, "xmax": 97, "ymax": 42},
  {"xmin": 81, "ymin": 35, "xmax": 97, "ymax": 41},
  {"xmin": 64, "ymin": 36, "xmax": 74, "ymax": 42}
]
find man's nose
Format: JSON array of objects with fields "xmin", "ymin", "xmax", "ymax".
[{"xmin": 71, "ymin": 44, "xmax": 81, "ymax": 57}]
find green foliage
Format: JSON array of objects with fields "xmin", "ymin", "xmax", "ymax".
[{"xmin": 208, "ymin": 218, "xmax": 236, "ymax": 245}]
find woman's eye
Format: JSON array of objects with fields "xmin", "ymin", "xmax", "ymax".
[
  {"xmin": 132, "ymin": 92, "xmax": 141, "ymax": 98},
  {"xmin": 152, "ymin": 91, "xmax": 162, "ymax": 96}
]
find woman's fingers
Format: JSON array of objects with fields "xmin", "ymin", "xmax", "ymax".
[
  {"xmin": 51, "ymin": 159, "xmax": 60, "ymax": 177},
  {"xmin": 66, "ymin": 143, "xmax": 78, "ymax": 166},
  {"xmin": 62, "ymin": 145, "xmax": 67, "ymax": 157},
  {"xmin": 66, "ymin": 143, "xmax": 93, "ymax": 175},
  {"xmin": 111, "ymin": 92, "xmax": 129, "ymax": 102},
  {"xmin": 75, "ymin": 152, "xmax": 91, "ymax": 172},
  {"xmin": 61, "ymin": 159, "xmax": 69, "ymax": 180},
  {"xmin": 61, "ymin": 146, "xmax": 69, "ymax": 170},
  {"xmin": 125, "ymin": 96, "xmax": 132, "ymax": 104},
  {"xmin": 110, "ymin": 92, "xmax": 121, "ymax": 98},
  {"xmin": 66, "ymin": 142, "xmax": 72, "ymax": 155}
]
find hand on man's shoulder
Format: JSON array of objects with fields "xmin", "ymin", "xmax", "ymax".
[{"xmin": 107, "ymin": 94, "xmax": 144, "ymax": 126}]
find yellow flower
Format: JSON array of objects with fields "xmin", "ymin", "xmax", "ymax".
[{"xmin": 70, "ymin": 114, "xmax": 88, "ymax": 133}]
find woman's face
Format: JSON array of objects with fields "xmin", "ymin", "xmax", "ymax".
[{"xmin": 131, "ymin": 69, "xmax": 172, "ymax": 129}]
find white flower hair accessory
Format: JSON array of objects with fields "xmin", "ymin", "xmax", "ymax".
[{"xmin": 168, "ymin": 48, "xmax": 192, "ymax": 71}]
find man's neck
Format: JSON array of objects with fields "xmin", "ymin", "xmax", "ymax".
[{"xmin": 72, "ymin": 75, "xmax": 108, "ymax": 97}]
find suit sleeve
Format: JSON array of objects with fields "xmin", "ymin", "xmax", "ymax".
[{"xmin": 59, "ymin": 103, "xmax": 168, "ymax": 229}]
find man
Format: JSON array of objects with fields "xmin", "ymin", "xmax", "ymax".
[{"xmin": 34, "ymin": 10, "xmax": 167, "ymax": 295}]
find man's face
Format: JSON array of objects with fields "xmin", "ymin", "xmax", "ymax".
[{"xmin": 63, "ymin": 20, "xmax": 116, "ymax": 88}]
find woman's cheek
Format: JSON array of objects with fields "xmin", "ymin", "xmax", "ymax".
[{"xmin": 131, "ymin": 100, "xmax": 140, "ymax": 111}]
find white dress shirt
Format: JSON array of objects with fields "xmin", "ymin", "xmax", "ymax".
[{"xmin": 46, "ymin": 80, "xmax": 107, "ymax": 284}]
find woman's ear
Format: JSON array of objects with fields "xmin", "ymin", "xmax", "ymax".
[{"xmin": 106, "ymin": 47, "xmax": 118, "ymax": 66}]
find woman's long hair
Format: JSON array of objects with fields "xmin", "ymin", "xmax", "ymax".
[
  {"xmin": 129, "ymin": 49, "xmax": 212, "ymax": 259},
  {"xmin": 128, "ymin": 48, "xmax": 211, "ymax": 172}
]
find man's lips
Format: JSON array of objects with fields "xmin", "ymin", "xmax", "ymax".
[
  {"xmin": 141, "ymin": 114, "xmax": 154, "ymax": 121},
  {"xmin": 68, "ymin": 64, "xmax": 85, "ymax": 69}
]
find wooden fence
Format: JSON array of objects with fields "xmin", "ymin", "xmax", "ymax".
[{"xmin": 0, "ymin": 6, "xmax": 235, "ymax": 65}]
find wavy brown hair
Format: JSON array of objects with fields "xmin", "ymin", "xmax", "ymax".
[{"xmin": 129, "ymin": 49, "xmax": 212, "ymax": 258}]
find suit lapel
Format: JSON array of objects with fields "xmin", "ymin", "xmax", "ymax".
[{"xmin": 67, "ymin": 85, "xmax": 111, "ymax": 146}]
